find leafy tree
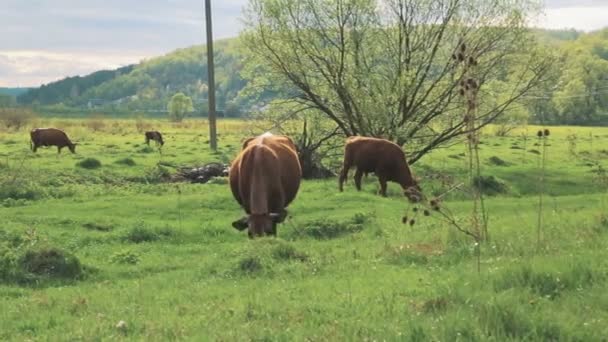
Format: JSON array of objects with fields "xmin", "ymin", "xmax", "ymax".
[
  {"xmin": 242, "ymin": 0, "xmax": 551, "ymax": 163},
  {"xmin": 0, "ymin": 94, "xmax": 14, "ymax": 107},
  {"xmin": 552, "ymin": 46, "xmax": 608, "ymax": 124},
  {"xmin": 167, "ymin": 92, "xmax": 193, "ymax": 122}
]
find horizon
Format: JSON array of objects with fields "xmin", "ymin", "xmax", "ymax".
[{"xmin": 1, "ymin": 0, "xmax": 607, "ymax": 88}]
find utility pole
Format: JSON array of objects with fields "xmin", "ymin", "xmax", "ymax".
[{"xmin": 204, "ymin": 0, "xmax": 217, "ymax": 150}]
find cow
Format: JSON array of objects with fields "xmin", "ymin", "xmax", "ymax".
[
  {"xmin": 30, "ymin": 128, "xmax": 77, "ymax": 154},
  {"xmin": 229, "ymin": 132, "xmax": 302, "ymax": 238},
  {"xmin": 145, "ymin": 131, "xmax": 164, "ymax": 146},
  {"xmin": 338, "ymin": 136, "xmax": 421, "ymax": 201}
]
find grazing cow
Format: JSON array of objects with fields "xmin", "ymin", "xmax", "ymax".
[
  {"xmin": 30, "ymin": 128, "xmax": 77, "ymax": 154},
  {"xmin": 229, "ymin": 133, "xmax": 302, "ymax": 238},
  {"xmin": 145, "ymin": 131, "xmax": 164, "ymax": 146},
  {"xmin": 339, "ymin": 136, "xmax": 421, "ymax": 201}
]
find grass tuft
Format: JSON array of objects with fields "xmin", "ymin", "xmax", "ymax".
[{"xmin": 76, "ymin": 158, "xmax": 102, "ymax": 169}]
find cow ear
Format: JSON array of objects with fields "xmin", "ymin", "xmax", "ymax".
[
  {"xmin": 269, "ymin": 210, "xmax": 288, "ymax": 223},
  {"xmin": 232, "ymin": 217, "xmax": 249, "ymax": 231},
  {"xmin": 241, "ymin": 137, "xmax": 255, "ymax": 150}
]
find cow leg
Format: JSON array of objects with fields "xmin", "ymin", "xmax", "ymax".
[
  {"xmin": 378, "ymin": 175, "xmax": 388, "ymax": 197},
  {"xmin": 354, "ymin": 169, "xmax": 363, "ymax": 191},
  {"xmin": 57, "ymin": 146, "xmax": 62, "ymax": 154},
  {"xmin": 32, "ymin": 144, "xmax": 37, "ymax": 153},
  {"xmin": 145, "ymin": 137, "xmax": 150, "ymax": 146},
  {"xmin": 339, "ymin": 167, "xmax": 349, "ymax": 192}
]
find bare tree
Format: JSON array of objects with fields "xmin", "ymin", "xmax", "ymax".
[{"xmin": 241, "ymin": 0, "xmax": 551, "ymax": 163}]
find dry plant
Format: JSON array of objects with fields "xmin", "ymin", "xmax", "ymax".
[
  {"xmin": 566, "ymin": 133, "xmax": 577, "ymax": 157},
  {"xmin": 402, "ymin": 41, "xmax": 490, "ymax": 272},
  {"xmin": 134, "ymin": 114, "xmax": 152, "ymax": 133},
  {"xmin": 86, "ymin": 113, "xmax": 106, "ymax": 132},
  {"xmin": 536, "ymin": 128, "xmax": 550, "ymax": 249},
  {"xmin": 0, "ymin": 108, "xmax": 37, "ymax": 131},
  {"xmin": 520, "ymin": 130, "xmax": 529, "ymax": 163}
]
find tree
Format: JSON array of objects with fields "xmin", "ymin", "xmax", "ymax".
[
  {"xmin": 167, "ymin": 92, "xmax": 194, "ymax": 122},
  {"xmin": 553, "ymin": 49, "xmax": 608, "ymax": 124},
  {"xmin": 242, "ymin": 0, "xmax": 551, "ymax": 163}
]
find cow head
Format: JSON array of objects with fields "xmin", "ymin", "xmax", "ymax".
[
  {"xmin": 404, "ymin": 184, "xmax": 423, "ymax": 203},
  {"xmin": 68, "ymin": 143, "xmax": 77, "ymax": 153},
  {"xmin": 232, "ymin": 210, "xmax": 288, "ymax": 238}
]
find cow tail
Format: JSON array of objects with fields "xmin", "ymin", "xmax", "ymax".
[{"xmin": 249, "ymin": 146, "xmax": 269, "ymax": 215}]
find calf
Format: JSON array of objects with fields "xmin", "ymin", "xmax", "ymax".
[
  {"xmin": 30, "ymin": 128, "xmax": 76, "ymax": 154},
  {"xmin": 145, "ymin": 131, "xmax": 164, "ymax": 146},
  {"xmin": 339, "ymin": 136, "xmax": 420, "ymax": 201},
  {"xmin": 229, "ymin": 133, "xmax": 302, "ymax": 237}
]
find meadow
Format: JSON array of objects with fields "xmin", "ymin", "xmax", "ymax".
[{"xmin": 1, "ymin": 117, "xmax": 607, "ymax": 340}]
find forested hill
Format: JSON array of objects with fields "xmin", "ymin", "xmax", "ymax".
[
  {"xmin": 17, "ymin": 38, "xmax": 262, "ymax": 117},
  {"xmin": 0, "ymin": 88, "xmax": 30, "ymax": 97},
  {"xmin": 15, "ymin": 29, "xmax": 608, "ymax": 123}
]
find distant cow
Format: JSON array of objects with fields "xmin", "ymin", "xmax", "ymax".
[
  {"xmin": 229, "ymin": 133, "xmax": 302, "ymax": 238},
  {"xmin": 339, "ymin": 136, "xmax": 420, "ymax": 201},
  {"xmin": 30, "ymin": 128, "xmax": 77, "ymax": 154},
  {"xmin": 145, "ymin": 131, "xmax": 164, "ymax": 146}
]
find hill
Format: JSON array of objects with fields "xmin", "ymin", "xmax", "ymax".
[
  {"xmin": 15, "ymin": 29, "xmax": 608, "ymax": 123},
  {"xmin": 17, "ymin": 38, "xmax": 265, "ymax": 117},
  {"xmin": 0, "ymin": 87, "xmax": 30, "ymax": 97}
]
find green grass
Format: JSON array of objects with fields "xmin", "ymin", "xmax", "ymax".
[{"xmin": 0, "ymin": 118, "xmax": 607, "ymax": 340}]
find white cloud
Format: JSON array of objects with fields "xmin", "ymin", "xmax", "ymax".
[
  {"xmin": 534, "ymin": 5, "xmax": 608, "ymax": 31},
  {"xmin": 0, "ymin": 50, "xmax": 148, "ymax": 87},
  {"xmin": 1, "ymin": 0, "xmax": 607, "ymax": 87}
]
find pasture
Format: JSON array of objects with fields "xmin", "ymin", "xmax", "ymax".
[{"xmin": 1, "ymin": 118, "xmax": 607, "ymax": 340}]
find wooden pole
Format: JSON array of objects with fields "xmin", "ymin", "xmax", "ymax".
[{"xmin": 205, "ymin": 0, "xmax": 217, "ymax": 150}]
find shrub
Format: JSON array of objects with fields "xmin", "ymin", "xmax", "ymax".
[
  {"xmin": 488, "ymin": 156, "xmax": 509, "ymax": 166},
  {"xmin": 86, "ymin": 114, "xmax": 106, "ymax": 132},
  {"xmin": 122, "ymin": 224, "xmax": 159, "ymax": 243},
  {"xmin": 138, "ymin": 146, "xmax": 155, "ymax": 154},
  {"xmin": 134, "ymin": 114, "xmax": 152, "ymax": 133},
  {"xmin": 287, "ymin": 217, "xmax": 366, "ymax": 240},
  {"xmin": 472, "ymin": 175, "xmax": 508, "ymax": 195},
  {"xmin": 110, "ymin": 250, "xmax": 140, "ymax": 265},
  {"xmin": 0, "ymin": 108, "xmax": 36, "ymax": 130},
  {"xmin": 0, "ymin": 179, "xmax": 46, "ymax": 201},
  {"xmin": 114, "ymin": 158, "xmax": 136, "ymax": 166},
  {"xmin": 20, "ymin": 246, "xmax": 83, "ymax": 280},
  {"xmin": 238, "ymin": 256, "xmax": 264, "ymax": 275},
  {"xmin": 76, "ymin": 158, "xmax": 102, "ymax": 169},
  {"xmin": 271, "ymin": 240, "xmax": 307, "ymax": 261}
]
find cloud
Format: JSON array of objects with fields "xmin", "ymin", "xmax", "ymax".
[
  {"xmin": 0, "ymin": 50, "xmax": 148, "ymax": 87},
  {"xmin": 533, "ymin": 5, "xmax": 608, "ymax": 31},
  {"xmin": 0, "ymin": 0, "xmax": 607, "ymax": 87}
]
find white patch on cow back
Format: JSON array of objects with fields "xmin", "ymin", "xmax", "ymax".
[{"xmin": 258, "ymin": 132, "xmax": 274, "ymax": 145}]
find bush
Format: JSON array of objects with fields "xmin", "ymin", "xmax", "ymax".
[
  {"xmin": 85, "ymin": 114, "xmax": 106, "ymax": 132},
  {"xmin": 134, "ymin": 114, "xmax": 152, "ymax": 133},
  {"xmin": 20, "ymin": 246, "xmax": 83, "ymax": 280},
  {"xmin": 122, "ymin": 224, "xmax": 159, "ymax": 243},
  {"xmin": 472, "ymin": 175, "xmax": 508, "ymax": 195},
  {"xmin": 110, "ymin": 250, "xmax": 140, "ymax": 265},
  {"xmin": 115, "ymin": 158, "xmax": 136, "ymax": 166},
  {"xmin": 0, "ymin": 108, "xmax": 36, "ymax": 130},
  {"xmin": 138, "ymin": 146, "xmax": 155, "ymax": 154},
  {"xmin": 76, "ymin": 158, "xmax": 102, "ymax": 169},
  {"xmin": 238, "ymin": 256, "xmax": 264, "ymax": 275},
  {"xmin": 287, "ymin": 214, "xmax": 369, "ymax": 240},
  {"xmin": 0, "ymin": 178, "xmax": 46, "ymax": 201},
  {"xmin": 488, "ymin": 156, "xmax": 510, "ymax": 166}
]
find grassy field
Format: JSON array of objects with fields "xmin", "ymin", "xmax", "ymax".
[{"xmin": 1, "ymin": 118, "xmax": 607, "ymax": 340}]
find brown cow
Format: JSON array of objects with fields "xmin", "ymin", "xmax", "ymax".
[
  {"xmin": 339, "ymin": 136, "xmax": 420, "ymax": 200},
  {"xmin": 229, "ymin": 132, "xmax": 302, "ymax": 238},
  {"xmin": 30, "ymin": 128, "xmax": 77, "ymax": 154},
  {"xmin": 145, "ymin": 131, "xmax": 164, "ymax": 146}
]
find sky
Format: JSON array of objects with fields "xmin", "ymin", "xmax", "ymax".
[{"xmin": 1, "ymin": 0, "xmax": 607, "ymax": 88}]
